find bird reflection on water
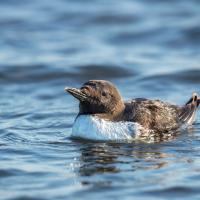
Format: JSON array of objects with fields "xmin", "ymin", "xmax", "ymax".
[
  {"xmin": 75, "ymin": 140, "xmax": 170, "ymax": 177},
  {"xmin": 68, "ymin": 127, "xmax": 196, "ymax": 191}
]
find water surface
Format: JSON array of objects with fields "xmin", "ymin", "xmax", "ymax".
[{"xmin": 0, "ymin": 0, "xmax": 200, "ymax": 199}]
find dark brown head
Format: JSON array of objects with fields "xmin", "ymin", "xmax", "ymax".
[{"xmin": 65, "ymin": 80, "xmax": 125, "ymax": 117}]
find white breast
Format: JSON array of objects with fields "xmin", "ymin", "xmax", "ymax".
[{"xmin": 71, "ymin": 115, "xmax": 144, "ymax": 141}]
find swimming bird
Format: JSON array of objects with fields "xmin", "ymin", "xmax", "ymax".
[{"xmin": 65, "ymin": 80, "xmax": 199, "ymax": 141}]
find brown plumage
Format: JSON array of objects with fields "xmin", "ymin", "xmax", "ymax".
[{"xmin": 65, "ymin": 80, "xmax": 199, "ymax": 134}]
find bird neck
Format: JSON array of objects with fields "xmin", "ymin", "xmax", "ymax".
[{"xmin": 94, "ymin": 101, "xmax": 125, "ymax": 121}]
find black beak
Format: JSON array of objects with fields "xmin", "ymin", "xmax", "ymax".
[{"xmin": 65, "ymin": 87, "xmax": 88, "ymax": 101}]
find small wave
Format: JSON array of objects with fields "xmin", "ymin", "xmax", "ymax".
[
  {"xmin": 108, "ymin": 28, "xmax": 163, "ymax": 45},
  {"xmin": 0, "ymin": 64, "xmax": 135, "ymax": 84},
  {"xmin": 141, "ymin": 69, "xmax": 200, "ymax": 84},
  {"xmin": 11, "ymin": 196, "xmax": 46, "ymax": 200},
  {"xmin": 75, "ymin": 64, "xmax": 135, "ymax": 81},
  {"xmin": 182, "ymin": 26, "xmax": 200, "ymax": 45},
  {"xmin": 90, "ymin": 13, "xmax": 139, "ymax": 25},
  {"xmin": 144, "ymin": 186, "xmax": 200, "ymax": 197},
  {"xmin": 0, "ymin": 168, "xmax": 31, "ymax": 178}
]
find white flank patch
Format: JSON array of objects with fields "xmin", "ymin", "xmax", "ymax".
[{"xmin": 71, "ymin": 115, "xmax": 144, "ymax": 141}]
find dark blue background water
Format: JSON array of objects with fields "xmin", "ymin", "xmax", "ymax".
[{"xmin": 0, "ymin": 0, "xmax": 200, "ymax": 199}]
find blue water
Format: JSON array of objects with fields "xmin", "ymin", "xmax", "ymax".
[{"xmin": 0, "ymin": 0, "xmax": 200, "ymax": 199}]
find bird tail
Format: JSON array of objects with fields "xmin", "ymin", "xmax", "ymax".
[{"xmin": 179, "ymin": 93, "xmax": 199, "ymax": 125}]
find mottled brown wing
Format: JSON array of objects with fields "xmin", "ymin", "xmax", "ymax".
[
  {"xmin": 179, "ymin": 94, "xmax": 199, "ymax": 125},
  {"xmin": 128, "ymin": 99, "xmax": 180, "ymax": 132}
]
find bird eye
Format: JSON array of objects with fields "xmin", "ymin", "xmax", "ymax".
[{"xmin": 102, "ymin": 91, "xmax": 107, "ymax": 97}]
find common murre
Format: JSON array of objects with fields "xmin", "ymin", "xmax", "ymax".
[{"xmin": 65, "ymin": 80, "xmax": 200, "ymax": 141}]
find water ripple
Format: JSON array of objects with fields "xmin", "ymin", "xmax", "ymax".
[{"xmin": 0, "ymin": 64, "xmax": 135, "ymax": 84}]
